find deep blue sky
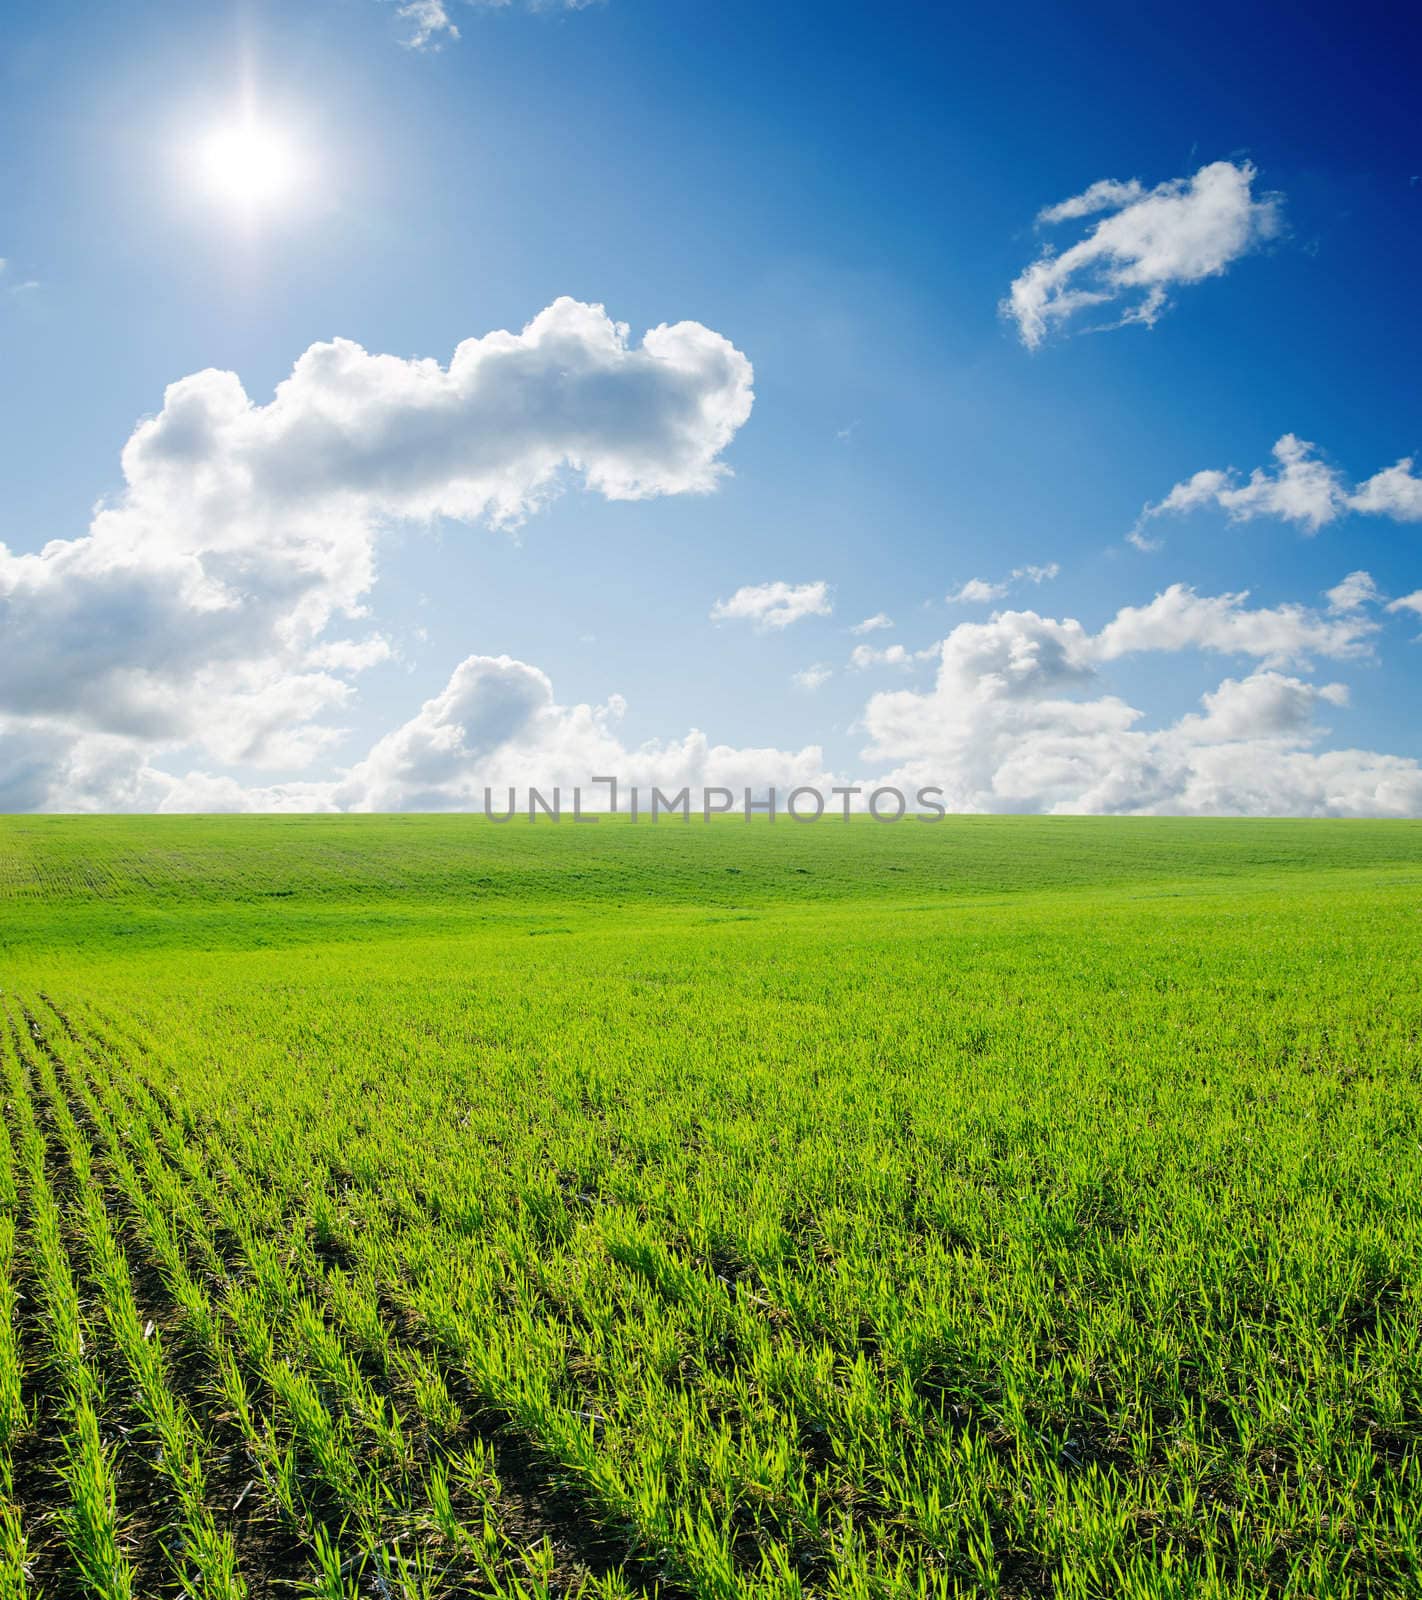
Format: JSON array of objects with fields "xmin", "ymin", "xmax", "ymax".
[{"xmin": 2, "ymin": 0, "xmax": 1419, "ymax": 809}]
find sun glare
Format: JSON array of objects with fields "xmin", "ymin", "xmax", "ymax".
[{"xmin": 195, "ymin": 116, "xmax": 303, "ymax": 217}]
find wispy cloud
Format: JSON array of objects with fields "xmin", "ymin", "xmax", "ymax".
[
  {"xmin": 849, "ymin": 642, "xmax": 935, "ymax": 670},
  {"xmin": 392, "ymin": 0, "xmax": 603, "ymax": 51},
  {"xmin": 1386, "ymin": 591, "xmax": 1422, "ymax": 629},
  {"xmin": 1004, "ymin": 160, "xmax": 1283, "ymax": 348},
  {"xmin": 946, "ymin": 564, "xmax": 1059, "ymax": 605},
  {"xmin": 397, "ymin": 1, "xmax": 459, "ymax": 50},
  {"xmin": 792, "ymin": 663, "xmax": 833, "ymax": 691},
  {"xmin": 0, "ymin": 259, "xmax": 41, "ymax": 299},
  {"xmin": 946, "ymin": 578, "xmax": 1008, "ymax": 604}
]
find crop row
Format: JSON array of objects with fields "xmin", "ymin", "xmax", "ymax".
[
  {"xmin": 1, "ymin": 982, "xmax": 1415, "ymax": 1598},
  {"xmin": 1, "ymin": 995, "xmax": 656, "ymax": 1598}
]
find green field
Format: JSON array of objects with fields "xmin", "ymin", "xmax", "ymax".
[{"xmin": 1, "ymin": 815, "xmax": 1420, "ymax": 1599}]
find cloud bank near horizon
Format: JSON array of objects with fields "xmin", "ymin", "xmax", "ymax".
[{"xmin": 14, "ymin": 573, "xmax": 1420, "ymax": 820}]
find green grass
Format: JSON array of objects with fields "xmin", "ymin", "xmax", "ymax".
[{"xmin": 0, "ymin": 814, "xmax": 1419, "ymax": 1597}]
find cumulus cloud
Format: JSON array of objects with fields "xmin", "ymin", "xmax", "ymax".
[
  {"xmin": 1004, "ymin": 160, "xmax": 1283, "ymax": 348},
  {"xmin": 1094, "ymin": 584, "xmax": 1373, "ymax": 667},
  {"xmin": 328, "ymin": 654, "xmax": 833, "ymax": 812},
  {"xmin": 6, "ymin": 281, "xmax": 1419, "ymax": 823},
  {"xmin": 118, "ymin": 294, "xmax": 752, "ymax": 523},
  {"xmin": 0, "ymin": 298, "xmax": 753, "ymax": 809},
  {"xmin": 16, "ymin": 652, "xmax": 837, "ymax": 815},
  {"xmin": 854, "ymin": 577, "xmax": 1369, "ymax": 715},
  {"xmin": 860, "ymin": 586, "xmax": 1419, "ymax": 818},
  {"xmin": 31, "ymin": 575, "xmax": 1419, "ymax": 817},
  {"xmin": 710, "ymin": 580, "xmax": 832, "ymax": 630},
  {"xmin": 1012, "ymin": 562, "xmax": 1060, "ymax": 584},
  {"xmin": 256, "ymin": 581, "xmax": 1410, "ymax": 819},
  {"xmin": 16, "ymin": 652, "xmax": 838, "ymax": 815},
  {"xmin": 1133, "ymin": 437, "xmax": 1422, "ymax": 545},
  {"xmin": 934, "ymin": 611, "xmax": 1096, "ymax": 698},
  {"xmin": 1173, "ymin": 671, "xmax": 1348, "ymax": 744},
  {"xmin": 1351, "ymin": 458, "xmax": 1422, "ymax": 521},
  {"xmin": 850, "ymin": 612, "xmax": 894, "ymax": 634}
]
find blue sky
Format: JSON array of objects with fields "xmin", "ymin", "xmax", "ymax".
[{"xmin": 2, "ymin": 0, "xmax": 1419, "ymax": 813}]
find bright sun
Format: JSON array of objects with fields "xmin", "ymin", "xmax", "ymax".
[{"xmin": 196, "ymin": 117, "xmax": 302, "ymax": 215}]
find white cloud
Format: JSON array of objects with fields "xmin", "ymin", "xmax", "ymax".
[
  {"xmin": 1126, "ymin": 526, "xmax": 1166, "ymax": 554},
  {"xmin": 1004, "ymin": 160, "xmax": 1283, "ymax": 348},
  {"xmin": 1134, "ymin": 435, "xmax": 1345, "ymax": 540},
  {"xmin": 710, "ymin": 580, "xmax": 832, "ymax": 630},
  {"xmin": 849, "ymin": 643, "xmax": 930, "ymax": 671},
  {"xmin": 850, "ymin": 612, "xmax": 894, "ymax": 634},
  {"xmin": 1173, "ymin": 671, "xmax": 1348, "ymax": 744},
  {"xmin": 37, "ymin": 576, "xmax": 1419, "ymax": 817},
  {"xmin": 397, "ymin": 0, "xmax": 459, "ymax": 48},
  {"xmin": 0, "ymin": 725, "xmax": 178, "ymax": 815},
  {"xmin": 1134, "ymin": 438, "xmax": 1422, "ymax": 544},
  {"xmin": 793, "ymin": 664, "xmax": 833, "ymax": 691},
  {"xmin": 935, "ymin": 611, "xmax": 1096, "ymax": 698},
  {"xmin": 0, "ymin": 298, "xmax": 753, "ymax": 809},
  {"xmin": 1351, "ymin": 458, "xmax": 1422, "ymax": 521},
  {"xmin": 330, "ymin": 654, "xmax": 833, "ymax": 813},
  {"xmin": 946, "ymin": 578, "xmax": 1008, "ymax": 604},
  {"xmin": 1036, "ymin": 179, "xmax": 1147, "ymax": 226},
  {"xmin": 859, "ymin": 587, "xmax": 1418, "ymax": 818},
  {"xmin": 0, "ymin": 259, "xmax": 40, "ymax": 299},
  {"xmin": 21, "ymin": 652, "xmax": 836, "ymax": 815},
  {"xmin": 6, "ymin": 277, "xmax": 1419, "ymax": 823},
  {"xmin": 1326, "ymin": 571, "xmax": 1381, "ymax": 613},
  {"xmin": 1095, "ymin": 583, "xmax": 1373, "ymax": 668},
  {"xmin": 947, "ymin": 566, "xmax": 1059, "ymax": 604},
  {"xmin": 392, "ymin": 0, "xmax": 600, "ymax": 48}
]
